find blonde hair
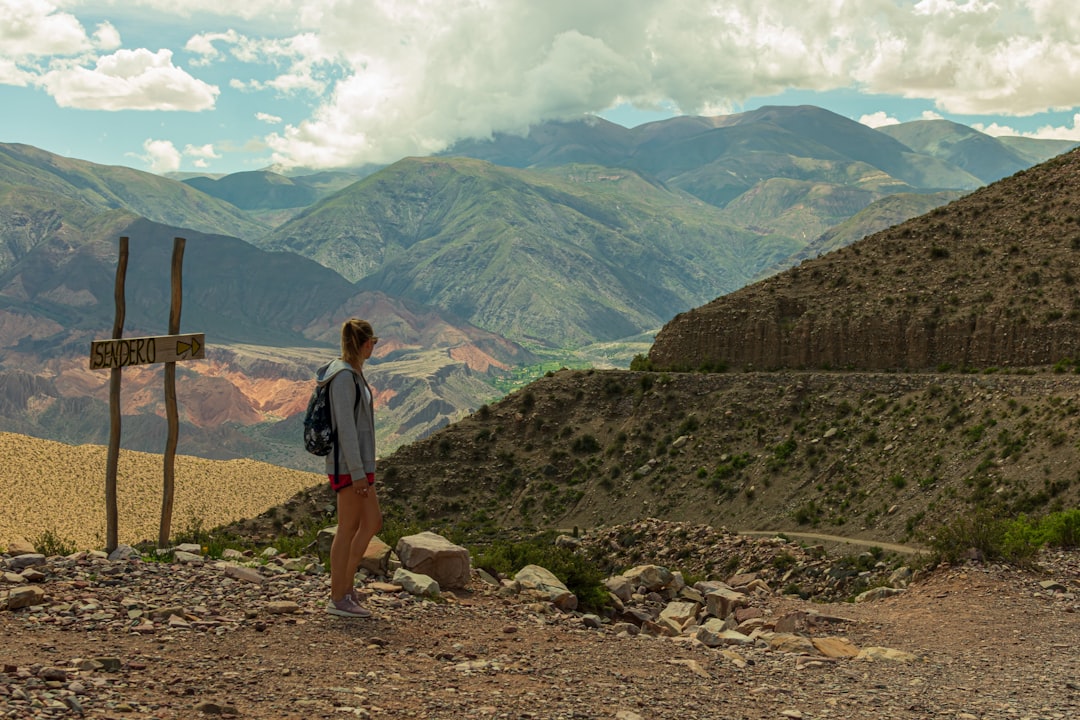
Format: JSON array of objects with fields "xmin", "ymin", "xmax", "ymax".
[{"xmin": 341, "ymin": 318, "xmax": 375, "ymax": 367}]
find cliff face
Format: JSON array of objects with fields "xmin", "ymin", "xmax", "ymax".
[
  {"xmin": 652, "ymin": 303, "xmax": 1080, "ymax": 371},
  {"xmin": 650, "ymin": 149, "xmax": 1080, "ymax": 371}
]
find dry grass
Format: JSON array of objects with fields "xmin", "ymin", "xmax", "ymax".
[{"xmin": 0, "ymin": 432, "xmax": 324, "ymax": 552}]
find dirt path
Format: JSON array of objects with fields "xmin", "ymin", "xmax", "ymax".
[{"xmin": 737, "ymin": 529, "xmax": 925, "ymax": 555}]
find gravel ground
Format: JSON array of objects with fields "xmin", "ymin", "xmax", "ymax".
[{"xmin": 2, "ymin": 540, "xmax": 1077, "ymax": 720}]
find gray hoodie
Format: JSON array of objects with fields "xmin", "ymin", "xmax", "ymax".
[{"xmin": 314, "ymin": 358, "xmax": 376, "ymax": 478}]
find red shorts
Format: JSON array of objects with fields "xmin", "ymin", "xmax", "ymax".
[{"xmin": 329, "ymin": 474, "xmax": 354, "ymax": 492}]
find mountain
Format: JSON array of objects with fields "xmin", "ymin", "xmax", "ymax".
[
  {"xmin": 181, "ymin": 169, "xmax": 365, "ymax": 211},
  {"xmin": 0, "ymin": 143, "xmax": 267, "ymax": 242},
  {"xmin": 2, "ymin": 106, "xmax": 1077, "ymax": 473},
  {"xmin": 261, "ymin": 148, "xmax": 1080, "ymax": 550},
  {"xmin": 262, "ymin": 157, "xmax": 790, "ymax": 348},
  {"xmin": 874, "ymin": 119, "xmax": 1079, "ymax": 184},
  {"xmin": 774, "ymin": 190, "xmax": 965, "ymax": 271},
  {"xmin": 648, "ymin": 148, "xmax": 1080, "ymax": 372},
  {"xmin": 0, "ymin": 209, "xmax": 532, "ymax": 465}
]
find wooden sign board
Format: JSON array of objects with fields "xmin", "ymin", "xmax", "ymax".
[{"xmin": 90, "ymin": 333, "xmax": 205, "ymax": 370}]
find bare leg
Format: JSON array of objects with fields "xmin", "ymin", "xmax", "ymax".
[{"xmin": 331, "ymin": 484, "xmax": 381, "ymax": 600}]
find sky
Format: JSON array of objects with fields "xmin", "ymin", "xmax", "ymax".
[{"xmin": 3, "ymin": 0, "xmax": 1080, "ymax": 177}]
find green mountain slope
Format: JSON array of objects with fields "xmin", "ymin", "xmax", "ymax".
[
  {"xmin": 876, "ymin": 119, "xmax": 1040, "ymax": 183},
  {"xmin": 265, "ymin": 157, "xmax": 793, "ymax": 348},
  {"xmin": 0, "ymin": 143, "xmax": 268, "ymax": 241},
  {"xmin": 182, "ymin": 170, "xmax": 365, "ymax": 211}
]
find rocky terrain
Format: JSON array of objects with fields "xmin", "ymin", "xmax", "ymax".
[
  {"xmin": 649, "ymin": 149, "xmax": 1080, "ymax": 372},
  {"xmin": 2, "ymin": 523, "xmax": 1078, "ymax": 720}
]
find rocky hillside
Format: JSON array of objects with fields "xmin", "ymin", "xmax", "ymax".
[
  {"xmin": 221, "ymin": 366, "xmax": 1079, "ymax": 552},
  {"xmin": 648, "ymin": 148, "xmax": 1080, "ymax": 372}
]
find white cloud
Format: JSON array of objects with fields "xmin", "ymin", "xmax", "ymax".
[
  {"xmin": 92, "ymin": 22, "xmax": 121, "ymax": 51},
  {"xmin": 10, "ymin": 0, "xmax": 1080, "ymax": 170},
  {"xmin": 860, "ymin": 111, "xmax": 900, "ymax": 128},
  {"xmin": 183, "ymin": 143, "xmax": 219, "ymax": 159},
  {"xmin": 974, "ymin": 113, "xmax": 1080, "ymax": 140},
  {"xmin": 0, "ymin": 0, "xmax": 93, "ymax": 58},
  {"xmin": 0, "ymin": 57, "xmax": 34, "ymax": 86},
  {"xmin": 256, "ymin": 111, "xmax": 281, "ymax": 124},
  {"xmin": 40, "ymin": 48, "xmax": 219, "ymax": 110},
  {"xmin": 138, "ymin": 138, "xmax": 181, "ymax": 173}
]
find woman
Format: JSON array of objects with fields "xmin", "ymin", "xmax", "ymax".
[{"xmin": 314, "ymin": 318, "xmax": 382, "ymax": 618}]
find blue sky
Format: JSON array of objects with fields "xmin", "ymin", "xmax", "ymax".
[{"xmin": 3, "ymin": 0, "xmax": 1080, "ymax": 176}]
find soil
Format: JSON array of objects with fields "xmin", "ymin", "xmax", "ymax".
[{"xmin": 3, "ymin": 543, "xmax": 1078, "ymax": 720}]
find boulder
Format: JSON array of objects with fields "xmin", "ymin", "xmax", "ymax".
[
  {"xmin": 515, "ymin": 564, "xmax": 577, "ymax": 611},
  {"xmin": 395, "ymin": 532, "xmax": 470, "ymax": 589}
]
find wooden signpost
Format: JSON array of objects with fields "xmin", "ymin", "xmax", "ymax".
[
  {"xmin": 90, "ymin": 236, "xmax": 205, "ymax": 552},
  {"xmin": 89, "ymin": 334, "xmax": 204, "ymax": 370}
]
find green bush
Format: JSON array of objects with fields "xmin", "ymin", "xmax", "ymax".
[
  {"xmin": 928, "ymin": 508, "xmax": 1079, "ymax": 566},
  {"xmin": 33, "ymin": 529, "xmax": 77, "ymax": 556},
  {"xmin": 473, "ymin": 534, "xmax": 609, "ymax": 612}
]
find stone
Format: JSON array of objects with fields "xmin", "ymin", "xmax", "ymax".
[
  {"xmin": 695, "ymin": 621, "xmax": 752, "ymax": 648},
  {"xmin": 221, "ymin": 564, "xmax": 265, "ymax": 584},
  {"xmin": 392, "ymin": 568, "xmax": 440, "ymax": 597},
  {"xmin": 622, "ymin": 564, "xmax": 673, "ymax": 591},
  {"xmin": 4, "ymin": 585, "xmax": 45, "ymax": 610},
  {"xmin": 705, "ymin": 586, "xmax": 748, "ymax": 619},
  {"xmin": 7, "ymin": 553, "xmax": 46, "ymax": 570},
  {"xmin": 359, "ymin": 536, "xmax": 393, "ymax": 575},
  {"xmin": 108, "ymin": 545, "xmax": 140, "ymax": 561},
  {"xmin": 515, "ymin": 564, "xmax": 577, "ymax": 612},
  {"xmin": 395, "ymin": 531, "xmax": 470, "ymax": 589},
  {"xmin": 658, "ymin": 600, "xmax": 699, "ymax": 631},
  {"xmin": 5, "ymin": 539, "xmax": 35, "ymax": 556},
  {"xmin": 855, "ymin": 586, "xmax": 904, "ymax": 603},
  {"xmin": 265, "ymin": 600, "xmax": 301, "ymax": 614},
  {"xmin": 856, "ymin": 646, "xmax": 922, "ymax": 663},
  {"xmin": 811, "ymin": 637, "xmax": 860, "ymax": 658},
  {"xmin": 767, "ymin": 633, "xmax": 817, "ymax": 654},
  {"xmin": 604, "ymin": 575, "xmax": 634, "ymax": 602}
]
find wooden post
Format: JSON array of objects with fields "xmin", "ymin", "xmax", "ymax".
[
  {"xmin": 104, "ymin": 237, "xmax": 128, "ymax": 553},
  {"xmin": 159, "ymin": 237, "xmax": 185, "ymax": 548}
]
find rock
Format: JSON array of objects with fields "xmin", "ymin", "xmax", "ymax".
[
  {"xmin": 6, "ymin": 553, "xmax": 46, "ymax": 570},
  {"xmin": 5, "ymin": 539, "xmax": 35, "ymax": 556},
  {"xmin": 658, "ymin": 600, "xmax": 699, "ymax": 632},
  {"xmin": 767, "ymin": 633, "xmax": 817, "ymax": 654},
  {"xmin": 392, "ymin": 568, "xmax": 440, "ymax": 597},
  {"xmin": 856, "ymin": 646, "xmax": 922, "ymax": 663},
  {"xmin": 705, "ymin": 586, "xmax": 748, "ymax": 619},
  {"xmin": 695, "ymin": 621, "xmax": 752, "ymax": 647},
  {"xmin": 621, "ymin": 564, "xmax": 673, "ymax": 592},
  {"xmin": 107, "ymin": 544, "xmax": 140, "ymax": 561},
  {"xmin": 855, "ymin": 586, "xmax": 905, "ymax": 603},
  {"xmin": 811, "ymin": 637, "xmax": 860, "ymax": 658},
  {"xmin": 173, "ymin": 550, "xmax": 203, "ymax": 565},
  {"xmin": 3, "ymin": 585, "xmax": 45, "ymax": 610},
  {"xmin": 604, "ymin": 575, "xmax": 634, "ymax": 602},
  {"xmin": 265, "ymin": 600, "xmax": 301, "ymax": 614},
  {"xmin": 514, "ymin": 565, "xmax": 577, "ymax": 611},
  {"xmin": 359, "ymin": 536, "xmax": 393, "ymax": 575},
  {"xmin": 221, "ymin": 564, "xmax": 265, "ymax": 584},
  {"xmin": 395, "ymin": 531, "xmax": 471, "ymax": 589}
]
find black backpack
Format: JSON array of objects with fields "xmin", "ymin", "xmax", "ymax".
[
  {"xmin": 302, "ymin": 371, "xmax": 360, "ymax": 478},
  {"xmin": 302, "ymin": 381, "xmax": 337, "ymax": 456}
]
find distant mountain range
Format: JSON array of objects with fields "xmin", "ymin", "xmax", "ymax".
[{"xmin": 0, "ymin": 105, "xmax": 1075, "ymax": 467}]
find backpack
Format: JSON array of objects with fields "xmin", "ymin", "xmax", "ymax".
[
  {"xmin": 302, "ymin": 381, "xmax": 337, "ymax": 456},
  {"xmin": 302, "ymin": 370, "xmax": 361, "ymax": 464}
]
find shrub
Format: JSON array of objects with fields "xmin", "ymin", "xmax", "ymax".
[
  {"xmin": 473, "ymin": 534, "xmax": 609, "ymax": 612},
  {"xmin": 33, "ymin": 529, "xmax": 77, "ymax": 557}
]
